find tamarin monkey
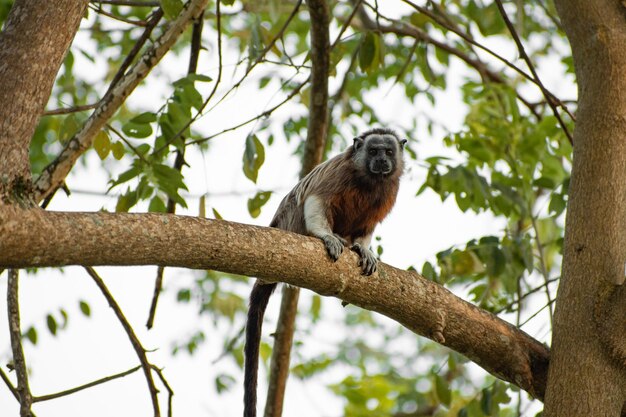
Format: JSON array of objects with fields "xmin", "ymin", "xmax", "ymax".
[{"xmin": 244, "ymin": 128, "xmax": 407, "ymax": 417}]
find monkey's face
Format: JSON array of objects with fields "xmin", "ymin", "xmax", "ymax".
[{"xmin": 353, "ymin": 132, "xmax": 406, "ymax": 178}]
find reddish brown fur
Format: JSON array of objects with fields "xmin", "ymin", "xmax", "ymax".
[{"xmin": 271, "ymin": 140, "xmax": 403, "ymax": 243}]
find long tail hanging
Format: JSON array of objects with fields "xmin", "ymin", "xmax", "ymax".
[{"xmin": 244, "ymin": 281, "xmax": 277, "ymax": 417}]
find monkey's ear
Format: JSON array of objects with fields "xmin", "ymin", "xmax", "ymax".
[
  {"xmin": 353, "ymin": 137, "xmax": 365, "ymax": 149},
  {"xmin": 400, "ymin": 139, "xmax": 408, "ymax": 148}
]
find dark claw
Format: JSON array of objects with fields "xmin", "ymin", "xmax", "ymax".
[
  {"xmin": 321, "ymin": 234, "xmax": 344, "ymax": 261},
  {"xmin": 351, "ymin": 243, "xmax": 378, "ymax": 275}
]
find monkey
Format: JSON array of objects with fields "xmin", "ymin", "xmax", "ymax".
[{"xmin": 244, "ymin": 127, "xmax": 406, "ymax": 417}]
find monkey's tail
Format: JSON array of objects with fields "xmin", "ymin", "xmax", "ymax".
[{"xmin": 244, "ymin": 281, "xmax": 277, "ymax": 417}]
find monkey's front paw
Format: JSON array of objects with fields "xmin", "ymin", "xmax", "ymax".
[
  {"xmin": 333, "ymin": 234, "xmax": 349, "ymax": 247},
  {"xmin": 321, "ymin": 234, "xmax": 344, "ymax": 261},
  {"xmin": 351, "ymin": 243, "xmax": 378, "ymax": 275}
]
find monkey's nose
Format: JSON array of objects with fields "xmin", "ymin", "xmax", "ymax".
[{"xmin": 372, "ymin": 159, "xmax": 392, "ymax": 174}]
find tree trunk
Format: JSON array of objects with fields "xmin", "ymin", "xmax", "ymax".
[
  {"xmin": 545, "ymin": 1, "xmax": 626, "ymax": 416},
  {"xmin": 0, "ymin": 0, "xmax": 89, "ymax": 202}
]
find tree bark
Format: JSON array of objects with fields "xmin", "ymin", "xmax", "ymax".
[
  {"xmin": 545, "ymin": 1, "xmax": 626, "ymax": 416},
  {"xmin": 0, "ymin": 205, "xmax": 550, "ymax": 400},
  {"xmin": 0, "ymin": 0, "xmax": 89, "ymax": 202}
]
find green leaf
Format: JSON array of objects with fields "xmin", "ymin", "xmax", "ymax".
[
  {"xmin": 25, "ymin": 326, "xmax": 38, "ymax": 345},
  {"xmin": 481, "ymin": 387, "xmax": 492, "ymax": 415},
  {"xmin": 187, "ymin": 73, "xmax": 213, "ymax": 83},
  {"xmin": 549, "ymin": 193, "xmax": 567, "ymax": 215},
  {"xmin": 109, "ymin": 141, "xmax": 123, "ymax": 160},
  {"xmin": 199, "ymin": 195, "xmax": 206, "ymax": 217},
  {"xmin": 130, "ymin": 112, "xmax": 157, "ymax": 124},
  {"xmin": 248, "ymin": 16, "xmax": 263, "ymax": 64},
  {"xmin": 215, "ymin": 374, "xmax": 236, "ymax": 393},
  {"xmin": 422, "ymin": 261, "xmax": 437, "ymax": 281},
  {"xmin": 60, "ymin": 114, "xmax": 80, "ymax": 142},
  {"xmin": 359, "ymin": 32, "xmax": 381, "ymax": 73},
  {"xmin": 435, "ymin": 374, "xmax": 451, "ymax": 406},
  {"xmin": 123, "ymin": 121, "xmax": 153, "ymax": 139},
  {"xmin": 59, "ymin": 308, "xmax": 69, "ymax": 329},
  {"xmin": 47, "ymin": 314, "xmax": 58, "ymax": 336},
  {"xmin": 94, "ymin": 130, "xmax": 111, "ymax": 160},
  {"xmin": 161, "ymin": 0, "xmax": 183, "ymax": 20},
  {"xmin": 247, "ymin": 191, "xmax": 272, "ymax": 218},
  {"xmin": 212, "ymin": 208, "xmax": 223, "ymax": 220},
  {"xmin": 310, "ymin": 295, "xmax": 321, "ymax": 323},
  {"xmin": 149, "ymin": 196, "xmax": 167, "ymax": 213},
  {"xmin": 153, "ymin": 163, "xmax": 188, "ymax": 207},
  {"xmin": 243, "ymin": 135, "xmax": 265, "ymax": 183},
  {"xmin": 79, "ymin": 300, "xmax": 91, "ymax": 317},
  {"xmin": 110, "ymin": 166, "xmax": 141, "ymax": 188},
  {"xmin": 177, "ymin": 289, "xmax": 191, "ymax": 302}
]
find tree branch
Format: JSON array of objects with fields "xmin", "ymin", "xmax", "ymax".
[
  {"xmin": 7, "ymin": 269, "xmax": 34, "ymax": 417},
  {"xmin": 84, "ymin": 267, "xmax": 162, "ymax": 417},
  {"xmin": 33, "ymin": 366, "xmax": 142, "ymax": 402},
  {"xmin": 0, "ymin": 206, "xmax": 550, "ymax": 400},
  {"xmin": 33, "ymin": 0, "xmax": 209, "ymax": 203}
]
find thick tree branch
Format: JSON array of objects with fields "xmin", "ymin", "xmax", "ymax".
[
  {"xmin": 33, "ymin": 0, "xmax": 209, "ymax": 203},
  {"xmin": 0, "ymin": 206, "xmax": 550, "ymax": 400},
  {"xmin": 0, "ymin": 0, "xmax": 89, "ymax": 200}
]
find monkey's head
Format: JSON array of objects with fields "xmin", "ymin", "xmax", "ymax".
[{"xmin": 352, "ymin": 128, "xmax": 407, "ymax": 179}]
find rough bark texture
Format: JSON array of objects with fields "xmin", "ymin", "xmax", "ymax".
[
  {"xmin": 0, "ymin": 0, "xmax": 89, "ymax": 202},
  {"xmin": 545, "ymin": 1, "xmax": 626, "ymax": 416},
  {"xmin": 0, "ymin": 206, "xmax": 550, "ymax": 399}
]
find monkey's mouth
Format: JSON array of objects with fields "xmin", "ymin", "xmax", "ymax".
[{"xmin": 370, "ymin": 168, "xmax": 393, "ymax": 176}]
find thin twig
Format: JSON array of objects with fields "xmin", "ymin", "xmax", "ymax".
[
  {"xmin": 33, "ymin": 366, "xmax": 142, "ymax": 402},
  {"xmin": 529, "ymin": 215, "xmax": 554, "ymax": 327},
  {"xmin": 0, "ymin": 366, "xmax": 20, "ymax": 401},
  {"xmin": 495, "ymin": 277, "xmax": 560, "ymax": 314},
  {"xmin": 89, "ymin": 4, "xmax": 149, "ymax": 26},
  {"xmin": 493, "ymin": 0, "xmax": 573, "ymax": 143},
  {"xmin": 84, "ymin": 267, "xmax": 161, "ymax": 417},
  {"xmin": 91, "ymin": 0, "xmax": 159, "ymax": 5},
  {"xmin": 189, "ymin": 77, "xmax": 308, "ymax": 146},
  {"xmin": 518, "ymin": 298, "xmax": 556, "ymax": 328},
  {"xmin": 107, "ymin": 8, "xmax": 164, "ymax": 94},
  {"xmin": 151, "ymin": 365, "xmax": 174, "ymax": 417},
  {"xmin": 7, "ymin": 270, "xmax": 33, "ymax": 417},
  {"xmin": 43, "ymin": 103, "xmax": 99, "ymax": 116}
]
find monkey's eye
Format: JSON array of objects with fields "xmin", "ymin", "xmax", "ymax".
[
  {"xmin": 385, "ymin": 150, "xmax": 393, "ymax": 156},
  {"xmin": 368, "ymin": 149, "xmax": 377, "ymax": 156}
]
